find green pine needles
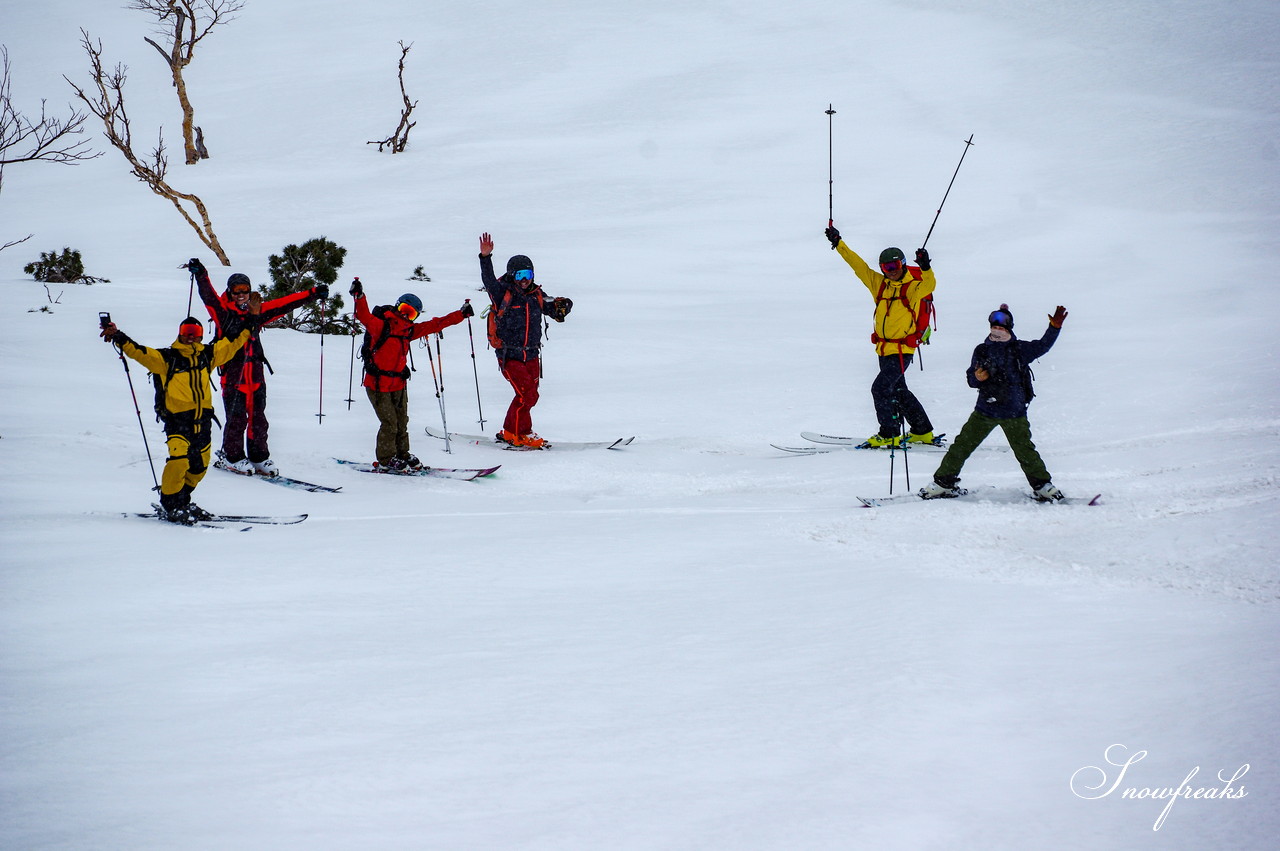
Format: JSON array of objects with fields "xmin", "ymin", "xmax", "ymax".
[
  {"xmin": 263, "ymin": 236, "xmax": 347, "ymax": 333},
  {"xmin": 23, "ymin": 247, "xmax": 109, "ymax": 284}
]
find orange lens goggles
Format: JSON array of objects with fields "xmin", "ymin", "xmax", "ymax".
[{"xmin": 397, "ymin": 302, "xmax": 419, "ymax": 321}]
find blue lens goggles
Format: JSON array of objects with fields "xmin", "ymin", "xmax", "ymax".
[
  {"xmin": 989, "ymin": 310, "xmax": 1012, "ymax": 327},
  {"xmin": 513, "ymin": 269, "xmax": 534, "ymax": 282}
]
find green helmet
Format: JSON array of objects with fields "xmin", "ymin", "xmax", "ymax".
[{"xmin": 878, "ymin": 247, "xmax": 905, "ymax": 265}]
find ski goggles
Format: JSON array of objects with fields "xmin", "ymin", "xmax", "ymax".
[
  {"xmin": 229, "ymin": 285, "xmax": 251, "ymax": 297},
  {"xmin": 396, "ymin": 301, "xmax": 420, "ymax": 321},
  {"xmin": 179, "ymin": 322, "xmax": 204, "ymax": 337},
  {"xmin": 879, "ymin": 259, "xmax": 903, "ymax": 274},
  {"xmin": 512, "ymin": 269, "xmax": 534, "ymax": 283},
  {"xmin": 988, "ymin": 310, "xmax": 1013, "ymax": 328}
]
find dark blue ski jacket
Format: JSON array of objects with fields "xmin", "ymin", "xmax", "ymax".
[{"xmin": 966, "ymin": 325, "xmax": 1060, "ymax": 419}]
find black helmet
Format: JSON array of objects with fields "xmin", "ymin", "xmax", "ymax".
[
  {"xmin": 506, "ymin": 255, "xmax": 534, "ymax": 274},
  {"xmin": 396, "ymin": 293, "xmax": 423, "ymax": 313},
  {"xmin": 226, "ymin": 273, "xmax": 251, "ymax": 290},
  {"xmin": 878, "ymin": 247, "xmax": 905, "ymax": 266}
]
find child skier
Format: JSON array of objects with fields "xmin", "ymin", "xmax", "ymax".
[{"xmin": 920, "ymin": 303, "xmax": 1069, "ymax": 501}]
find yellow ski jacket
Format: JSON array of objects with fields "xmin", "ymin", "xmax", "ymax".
[
  {"xmin": 835, "ymin": 241, "xmax": 937, "ymax": 357},
  {"xmin": 120, "ymin": 330, "xmax": 249, "ymax": 425}
]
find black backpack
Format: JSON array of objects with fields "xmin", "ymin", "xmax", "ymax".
[{"xmin": 151, "ymin": 346, "xmax": 217, "ymax": 424}]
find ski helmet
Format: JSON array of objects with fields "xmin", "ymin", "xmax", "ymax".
[
  {"xmin": 878, "ymin": 247, "xmax": 905, "ymax": 266},
  {"xmin": 226, "ymin": 273, "xmax": 251, "ymax": 291},
  {"xmin": 988, "ymin": 304, "xmax": 1014, "ymax": 330},
  {"xmin": 397, "ymin": 293, "xmax": 423, "ymax": 313},
  {"xmin": 506, "ymin": 255, "xmax": 534, "ymax": 275}
]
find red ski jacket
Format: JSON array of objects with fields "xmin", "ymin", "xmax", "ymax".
[{"xmin": 354, "ymin": 294, "xmax": 467, "ymax": 392}]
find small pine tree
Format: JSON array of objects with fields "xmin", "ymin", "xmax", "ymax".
[
  {"xmin": 262, "ymin": 236, "xmax": 347, "ymax": 333},
  {"xmin": 23, "ymin": 247, "xmax": 109, "ymax": 284},
  {"xmin": 408, "ymin": 265, "xmax": 432, "ymax": 281}
]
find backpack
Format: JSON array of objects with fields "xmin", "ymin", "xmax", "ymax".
[
  {"xmin": 359, "ymin": 305, "xmax": 413, "ymax": 380},
  {"xmin": 874, "ymin": 267, "xmax": 936, "ymax": 348},
  {"xmin": 486, "ymin": 286, "xmax": 549, "ymax": 350},
  {"xmin": 152, "ymin": 346, "xmax": 217, "ymax": 425}
]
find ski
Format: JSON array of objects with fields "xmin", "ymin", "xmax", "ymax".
[
  {"xmin": 800, "ymin": 430, "xmax": 948, "ymax": 449},
  {"xmin": 772, "ymin": 441, "xmax": 948, "ymax": 455},
  {"xmin": 214, "ymin": 453, "xmax": 342, "ymax": 493},
  {"xmin": 333, "ymin": 458, "xmax": 500, "ymax": 481},
  {"xmin": 424, "ymin": 425, "xmax": 634, "ymax": 451},
  {"xmin": 130, "ymin": 507, "xmax": 307, "ymax": 527},
  {"xmin": 856, "ymin": 487, "xmax": 1102, "ymax": 508}
]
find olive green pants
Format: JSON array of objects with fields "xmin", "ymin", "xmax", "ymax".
[
  {"xmin": 366, "ymin": 387, "xmax": 411, "ymax": 464},
  {"xmin": 933, "ymin": 411, "xmax": 1051, "ymax": 487}
]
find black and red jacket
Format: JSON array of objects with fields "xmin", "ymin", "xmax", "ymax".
[
  {"xmin": 196, "ymin": 266, "xmax": 322, "ymax": 393},
  {"xmin": 480, "ymin": 254, "xmax": 564, "ymax": 362}
]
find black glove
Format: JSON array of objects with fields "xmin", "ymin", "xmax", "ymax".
[
  {"xmin": 825, "ymin": 226, "xmax": 841, "ymax": 249},
  {"xmin": 313, "ymin": 283, "xmax": 330, "ymax": 299},
  {"xmin": 349, "ymin": 278, "xmax": 363, "ymax": 297},
  {"xmin": 548, "ymin": 296, "xmax": 573, "ymax": 322},
  {"xmin": 186, "ymin": 258, "xmax": 204, "ymax": 273},
  {"xmin": 460, "ymin": 300, "xmax": 474, "ymax": 318},
  {"xmin": 914, "ymin": 248, "xmax": 931, "ymax": 271}
]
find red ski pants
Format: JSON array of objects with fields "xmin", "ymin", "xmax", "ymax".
[{"xmin": 499, "ymin": 356, "xmax": 541, "ymax": 436}]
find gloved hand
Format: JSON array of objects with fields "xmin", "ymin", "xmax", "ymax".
[
  {"xmin": 349, "ymin": 277, "xmax": 363, "ymax": 297},
  {"xmin": 313, "ymin": 283, "xmax": 330, "ymax": 299},
  {"xmin": 460, "ymin": 300, "xmax": 474, "ymax": 318},
  {"xmin": 825, "ymin": 226, "xmax": 841, "ymax": 249},
  {"xmin": 185, "ymin": 258, "xmax": 204, "ymax": 273},
  {"xmin": 99, "ymin": 322, "xmax": 119, "ymax": 343},
  {"xmin": 550, "ymin": 296, "xmax": 573, "ymax": 321},
  {"xmin": 915, "ymin": 248, "xmax": 931, "ymax": 271},
  {"xmin": 1049, "ymin": 305, "xmax": 1068, "ymax": 328}
]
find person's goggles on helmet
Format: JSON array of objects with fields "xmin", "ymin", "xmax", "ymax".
[
  {"xmin": 513, "ymin": 269, "xmax": 534, "ymax": 283},
  {"xmin": 397, "ymin": 301, "xmax": 420, "ymax": 321},
  {"xmin": 879, "ymin": 259, "xmax": 903, "ymax": 274},
  {"xmin": 989, "ymin": 310, "xmax": 1013, "ymax": 328},
  {"xmin": 179, "ymin": 322, "xmax": 204, "ymax": 337},
  {"xmin": 229, "ymin": 285, "xmax": 251, "ymax": 298}
]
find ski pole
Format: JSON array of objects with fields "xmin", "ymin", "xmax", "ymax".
[
  {"xmin": 465, "ymin": 304, "xmax": 486, "ymax": 429},
  {"xmin": 825, "ymin": 104, "xmax": 836, "ymax": 227},
  {"xmin": 344, "ymin": 321, "xmax": 357, "ymax": 411},
  {"xmin": 315, "ymin": 296, "xmax": 327, "ymax": 423},
  {"xmin": 106, "ymin": 331, "xmax": 161, "ymax": 494},
  {"xmin": 921, "ymin": 133, "xmax": 975, "ymax": 250},
  {"xmin": 425, "ymin": 335, "xmax": 451, "ymax": 453}
]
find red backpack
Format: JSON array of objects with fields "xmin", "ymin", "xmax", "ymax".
[{"xmin": 873, "ymin": 266, "xmax": 936, "ymax": 348}]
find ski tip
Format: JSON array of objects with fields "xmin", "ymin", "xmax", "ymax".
[{"xmin": 1087, "ymin": 493, "xmax": 1103, "ymax": 506}]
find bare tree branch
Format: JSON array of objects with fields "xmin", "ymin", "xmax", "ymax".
[
  {"xmin": 367, "ymin": 41, "xmax": 418, "ymax": 154},
  {"xmin": 65, "ymin": 30, "xmax": 230, "ymax": 264},
  {"xmin": 125, "ymin": 1, "xmax": 245, "ymax": 164},
  {"xmin": 1, "ymin": 45, "xmax": 100, "ymax": 251}
]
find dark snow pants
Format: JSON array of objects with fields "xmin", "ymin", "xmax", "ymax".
[
  {"xmin": 871, "ymin": 354, "xmax": 932, "ymax": 438},
  {"xmin": 221, "ymin": 383, "xmax": 270, "ymax": 463},
  {"xmin": 933, "ymin": 411, "xmax": 1051, "ymax": 488},
  {"xmin": 366, "ymin": 388, "xmax": 411, "ymax": 465}
]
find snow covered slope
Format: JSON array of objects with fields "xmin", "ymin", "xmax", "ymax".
[{"xmin": 2, "ymin": 1, "xmax": 1278, "ymax": 848}]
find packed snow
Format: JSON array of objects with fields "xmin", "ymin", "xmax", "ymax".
[{"xmin": 2, "ymin": 1, "xmax": 1278, "ymax": 848}]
